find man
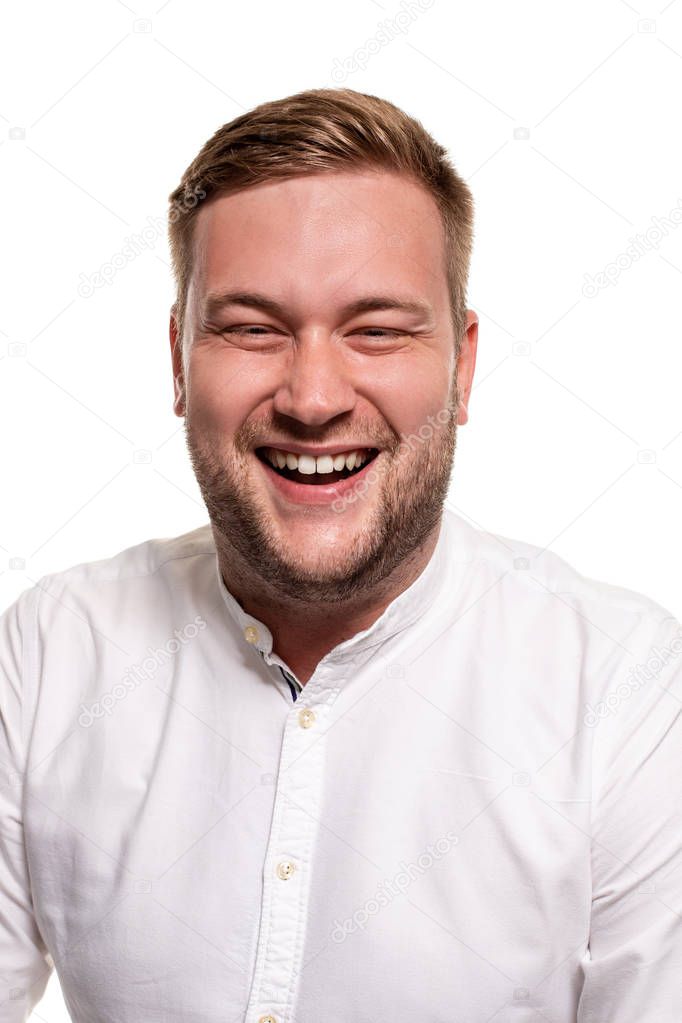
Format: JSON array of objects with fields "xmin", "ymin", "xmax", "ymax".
[{"xmin": 1, "ymin": 88, "xmax": 681, "ymax": 1022}]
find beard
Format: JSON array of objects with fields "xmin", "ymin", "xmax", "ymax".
[{"xmin": 184, "ymin": 380, "xmax": 460, "ymax": 606}]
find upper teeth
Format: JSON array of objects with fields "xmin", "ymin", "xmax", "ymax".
[{"xmin": 263, "ymin": 448, "xmax": 372, "ymax": 475}]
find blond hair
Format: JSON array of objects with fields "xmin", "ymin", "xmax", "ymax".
[{"xmin": 168, "ymin": 87, "xmax": 474, "ymax": 353}]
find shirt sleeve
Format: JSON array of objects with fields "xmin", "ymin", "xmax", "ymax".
[
  {"xmin": 0, "ymin": 586, "xmax": 53, "ymax": 1021},
  {"xmin": 578, "ymin": 615, "xmax": 682, "ymax": 1022}
]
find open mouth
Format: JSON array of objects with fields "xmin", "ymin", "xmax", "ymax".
[{"xmin": 255, "ymin": 447, "xmax": 380, "ymax": 485}]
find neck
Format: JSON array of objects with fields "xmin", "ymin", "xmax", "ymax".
[{"xmin": 216, "ymin": 523, "xmax": 441, "ymax": 685}]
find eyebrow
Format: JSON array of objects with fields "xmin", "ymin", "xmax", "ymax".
[{"xmin": 201, "ymin": 290, "xmax": 434, "ymax": 323}]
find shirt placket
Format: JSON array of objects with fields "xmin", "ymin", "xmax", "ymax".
[
  {"xmin": 278, "ymin": 665, "xmax": 302, "ymax": 702},
  {"xmin": 245, "ymin": 675, "xmax": 339, "ymax": 1023}
]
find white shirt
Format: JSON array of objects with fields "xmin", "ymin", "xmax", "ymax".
[{"xmin": 1, "ymin": 507, "xmax": 682, "ymax": 1022}]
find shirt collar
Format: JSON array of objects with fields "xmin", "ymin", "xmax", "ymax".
[{"xmin": 215, "ymin": 510, "xmax": 453, "ymax": 674}]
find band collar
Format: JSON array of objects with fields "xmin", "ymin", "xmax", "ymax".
[{"xmin": 215, "ymin": 513, "xmax": 453, "ymax": 673}]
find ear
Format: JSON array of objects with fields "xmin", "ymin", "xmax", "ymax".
[
  {"xmin": 169, "ymin": 304, "xmax": 186, "ymax": 417},
  {"xmin": 455, "ymin": 310, "xmax": 478, "ymax": 426}
]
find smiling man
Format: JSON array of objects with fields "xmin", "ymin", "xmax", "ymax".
[
  {"xmin": 173, "ymin": 163, "xmax": 475, "ymax": 684},
  {"xmin": 2, "ymin": 88, "xmax": 682, "ymax": 1023}
]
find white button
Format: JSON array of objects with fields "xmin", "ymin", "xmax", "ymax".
[
  {"xmin": 276, "ymin": 860, "xmax": 296, "ymax": 880},
  {"xmin": 298, "ymin": 707, "xmax": 316, "ymax": 729},
  {"xmin": 244, "ymin": 625, "xmax": 259, "ymax": 644}
]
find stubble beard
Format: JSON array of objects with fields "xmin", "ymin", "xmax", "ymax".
[{"xmin": 184, "ymin": 388, "xmax": 459, "ymax": 606}]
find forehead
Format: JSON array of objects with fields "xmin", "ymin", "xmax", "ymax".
[{"xmin": 190, "ymin": 169, "xmax": 449, "ymax": 315}]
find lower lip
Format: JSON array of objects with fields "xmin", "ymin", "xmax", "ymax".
[{"xmin": 256, "ymin": 452, "xmax": 382, "ymax": 506}]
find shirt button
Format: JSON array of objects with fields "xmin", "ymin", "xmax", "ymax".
[
  {"xmin": 276, "ymin": 860, "xmax": 296, "ymax": 880},
  {"xmin": 244, "ymin": 625, "xmax": 259, "ymax": 645},
  {"xmin": 258, "ymin": 1016, "xmax": 277, "ymax": 1023},
  {"xmin": 298, "ymin": 707, "xmax": 316, "ymax": 729}
]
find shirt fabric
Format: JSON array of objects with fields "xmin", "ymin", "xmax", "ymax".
[{"xmin": 1, "ymin": 506, "xmax": 682, "ymax": 1022}]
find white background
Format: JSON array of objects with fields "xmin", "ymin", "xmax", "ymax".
[{"xmin": 1, "ymin": 0, "xmax": 682, "ymax": 1017}]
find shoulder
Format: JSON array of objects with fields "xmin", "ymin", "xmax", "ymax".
[
  {"xmin": 43, "ymin": 522, "xmax": 216, "ymax": 588},
  {"xmin": 442, "ymin": 506, "xmax": 678, "ymax": 630},
  {"xmin": 440, "ymin": 508, "xmax": 681, "ymax": 706},
  {"xmin": 0, "ymin": 523, "xmax": 218, "ymax": 638}
]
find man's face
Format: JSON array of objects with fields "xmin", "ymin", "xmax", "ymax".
[{"xmin": 170, "ymin": 169, "xmax": 477, "ymax": 603}]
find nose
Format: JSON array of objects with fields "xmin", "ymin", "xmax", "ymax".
[{"xmin": 272, "ymin": 330, "xmax": 357, "ymax": 426}]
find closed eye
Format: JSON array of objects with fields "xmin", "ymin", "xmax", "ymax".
[
  {"xmin": 356, "ymin": 328, "xmax": 403, "ymax": 337},
  {"xmin": 216, "ymin": 325, "xmax": 407, "ymax": 339},
  {"xmin": 220, "ymin": 325, "xmax": 275, "ymax": 336}
]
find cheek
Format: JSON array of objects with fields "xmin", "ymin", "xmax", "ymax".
[
  {"xmin": 370, "ymin": 375, "xmax": 451, "ymax": 442},
  {"xmin": 187, "ymin": 354, "xmax": 259, "ymax": 432}
]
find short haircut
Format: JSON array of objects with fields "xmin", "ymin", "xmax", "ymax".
[{"xmin": 168, "ymin": 87, "xmax": 474, "ymax": 354}]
